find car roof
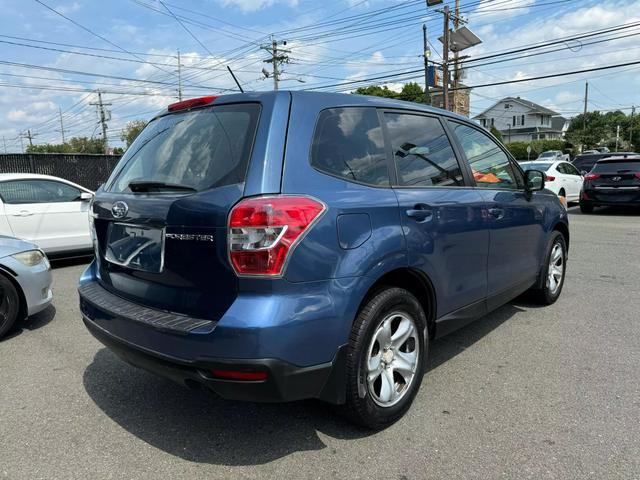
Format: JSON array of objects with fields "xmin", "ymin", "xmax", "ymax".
[
  {"xmin": 157, "ymin": 90, "xmax": 473, "ymax": 123},
  {"xmin": 0, "ymin": 173, "xmax": 93, "ymax": 192},
  {"xmin": 596, "ymin": 155, "xmax": 640, "ymax": 162}
]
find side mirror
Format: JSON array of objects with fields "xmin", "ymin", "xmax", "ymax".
[
  {"xmin": 80, "ymin": 192, "xmax": 94, "ymax": 201},
  {"xmin": 525, "ymin": 169, "xmax": 545, "ymax": 192}
]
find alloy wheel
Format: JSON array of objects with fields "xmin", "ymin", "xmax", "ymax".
[
  {"xmin": 546, "ymin": 243, "xmax": 564, "ymax": 295},
  {"xmin": 365, "ymin": 312, "xmax": 420, "ymax": 408}
]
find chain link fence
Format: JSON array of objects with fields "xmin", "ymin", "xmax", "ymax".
[{"xmin": 0, "ymin": 153, "xmax": 121, "ymax": 191}]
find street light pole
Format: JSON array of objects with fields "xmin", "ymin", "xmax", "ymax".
[
  {"xmin": 442, "ymin": 6, "xmax": 450, "ymax": 111},
  {"xmin": 423, "ymin": 24, "xmax": 431, "ymax": 105}
]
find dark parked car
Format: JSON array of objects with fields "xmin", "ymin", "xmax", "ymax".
[
  {"xmin": 79, "ymin": 91, "xmax": 569, "ymax": 429},
  {"xmin": 580, "ymin": 156, "xmax": 640, "ymax": 213},
  {"xmin": 572, "ymin": 152, "xmax": 636, "ymax": 174}
]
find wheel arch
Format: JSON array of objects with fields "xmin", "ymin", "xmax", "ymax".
[
  {"xmin": 0, "ymin": 268, "xmax": 27, "ymax": 322},
  {"xmin": 553, "ymin": 220, "xmax": 570, "ymax": 252},
  {"xmin": 357, "ymin": 267, "xmax": 437, "ymax": 340}
]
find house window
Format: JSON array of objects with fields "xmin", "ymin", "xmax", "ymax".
[
  {"xmin": 513, "ymin": 115, "xmax": 525, "ymax": 127},
  {"xmin": 481, "ymin": 118, "xmax": 486, "ymax": 127},
  {"xmin": 491, "ymin": 118, "xmax": 494, "ymax": 126},
  {"xmin": 541, "ymin": 116, "xmax": 544, "ymax": 126},
  {"xmin": 512, "ymin": 115, "xmax": 516, "ymax": 126},
  {"xmin": 539, "ymin": 133, "xmax": 546, "ymax": 140},
  {"xmin": 521, "ymin": 115, "xmax": 525, "ymax": 126}
]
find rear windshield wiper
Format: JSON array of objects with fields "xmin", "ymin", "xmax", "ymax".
[{"xmin": 127, "ymin": 181, "xmax": 197, "ymax": 193}]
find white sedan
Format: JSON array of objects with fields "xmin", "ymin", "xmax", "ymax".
[
  {"xmin": 0, "ymin": 173, "xmax": 93, "ymax": 256},
  {"xmin": 520, "ymin": 160, "xmax": 583, "ymax": 203}
]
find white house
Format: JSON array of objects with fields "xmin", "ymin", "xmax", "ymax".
[{"xmin": 473, "ymin": 97, "xmax": 567, "ymax": 143}]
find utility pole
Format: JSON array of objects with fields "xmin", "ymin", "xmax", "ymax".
[
  {"xmin": 90, "ymin": 91, "xmax": 112, "ymax": 154},
  {"xmin": 2, "ymin": 136, "xmax": 6, "ymax": 154},
  {"xmin": 21, "ymin": 130, "xmax": 37, "ymax": 148},
  {"xmin": 630, "ymin": 105, "xmax": 635, "ymax": 149},
  {"xmin": 262, "ymin": 37, "xmax": 290, "ymax": 91},
  {"xmin": 57, "ymin": 106, "xmax": 68, "ymax": 144},
  {"xmin": 442, "ymin": 5, "xmax": 450, "ymax": 111},
  {"xmin": 423, "ymin": 24, "xmax": 431, "ymax": 105},
  {"xmin": 615, "ymin": 124, "xmax": 620, "ymax": 152},
  {"xmin": 20, "ymin": 135, "xmax": 24, "ymax": 153},
  {"xmin": 581, "ymin": 81, "xmax": 589, "ymax": 152},
  {"xmin": 452, "ymin": 0, "xmax": 460, "ymax": 114},
  {"xmin": 177, "ymin": 49, "xmax": 183, "ymax": 101}
]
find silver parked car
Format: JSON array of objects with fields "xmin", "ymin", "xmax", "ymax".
[{"xmin": 0, "ymin": 235, "xmax": 53, "ymax": 338}]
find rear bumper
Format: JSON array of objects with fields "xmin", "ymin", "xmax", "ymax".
[
  {"xmin": 582, "ymin": 189, "xmax": 640, "ymax": 206},
  {"xmin": 78, "ymin": 261, "xmax": 362, "ymax": 404},
  {"xmin": 83, "ymin": 314, "xmax": 347, "ymax": 403}
]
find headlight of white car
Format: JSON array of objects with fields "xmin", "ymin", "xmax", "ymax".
[{"xmin": 12, "ymin": 249, "xmax": 47, "ymax": 267}]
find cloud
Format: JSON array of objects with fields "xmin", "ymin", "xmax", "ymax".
[
  {"xmin": 216, "ymin": 0, "xmax": 299, "ymax": 13},
  {"xmin": 54, "ymin": 2, "xmax": 82, "ymax": 15},
  {"xmin": 470, "ymin": 0, "xmax": 536, "ymax": 23}
]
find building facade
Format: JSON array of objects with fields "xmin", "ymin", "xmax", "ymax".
[{"xmin": 473, "ymin": 97, "xmax": 566, "ymax": 143}]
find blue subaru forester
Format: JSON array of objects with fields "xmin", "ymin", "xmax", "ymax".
[{"xmin": 79, "ymin": 91, "xmax": 569, "ymax": 429}]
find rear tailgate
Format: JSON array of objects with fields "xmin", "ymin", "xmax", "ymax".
[
  {"xmin": 588, "ymin": 159, "xmax": 640, "ymax": 202},
  {"xmin": 91, "ymin": 93, "xmax": 290, "ymax": 321}
]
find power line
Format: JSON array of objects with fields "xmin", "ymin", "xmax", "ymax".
[{"xmin": 157, "ymin": 0, "xmax": 244, "ymax": 92}]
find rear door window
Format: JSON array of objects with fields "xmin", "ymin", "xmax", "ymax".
[
  {"xmin": 108, "ymin": 103, "xmax": 260, "ymax": 193},
  {"xmin": 383, "ymin": 112, "xmax": 464, "ymax": 187},
  {"xmin": 310, "ymin": 107, "xmax": 389, "ymax": 187}
]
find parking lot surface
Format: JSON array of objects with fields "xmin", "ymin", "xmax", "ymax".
[{"xmin": 1, "ymin": 207, "xmax": 639, "ymax": 480}]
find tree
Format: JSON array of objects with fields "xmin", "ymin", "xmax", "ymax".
[
  {"xmin": 397, "ymin": 82, "xmax": 425, "ymax": 103},
  {"xmin": 490, "ymin": 125, "xmax": 503, "ymax": 142},
  {"xmin": 565, "ymin": 111, "xmax": 612, "ymax": 149},
  {"xmin": 121, "ymin": 120, "xmax": 147, "ymax": 149},
  {"xmin": 354, "ymin": 82, "xmax": 426, "ymax": 104},
  {"xmin": 25, "ymin": 137, "xmax": 105, "ymax": 154}
]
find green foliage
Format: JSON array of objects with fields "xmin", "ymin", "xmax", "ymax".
[
  {"xmin": 565, "ymin": 110, "xmax": 640, "ymax": 151},
  {"xmin": 120, "ymin": 120, "xmax": 147, "ymax": 149},
  {"xmin": 112, "ymin": 147, "xmax": 125, "ymax": 155},
  {"xmin": 490, "ymin": 125, "xmax": 503, "ymax": 142},
  {"xmin": 354, "ymin": 82, "xmax": 426, "ymax": 104},
  {"xmin": 506, "ymin": 140, "xmax": 572, "ymax": 161},
  {"xmin": 25, "ymin": 137, "xmax": 105, "ymax": 154}
]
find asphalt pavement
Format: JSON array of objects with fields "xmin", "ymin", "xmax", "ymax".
[{"xmin": 1, "ymin": 206, "xmax": 639, "ymax": 480}]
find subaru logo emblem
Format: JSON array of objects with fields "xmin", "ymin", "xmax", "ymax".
[{"xmin": 111, "ymin": 201, "xmax": 129, "ymax": 218}]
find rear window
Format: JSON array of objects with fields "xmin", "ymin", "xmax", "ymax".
[
  {"xmin": 593, "ymin": 161, "xmax": 640, "ymax": 173},
  {"xmin": 521, "ymin": 163, "xmax": 552, "ymax": 172},
  {"xmin": 310, "ymin": 107, "xmax": 389, "ymax": 187},
  {"xmin": 108, "ymin": 103, "xmax": 260, "ymax": 193}
]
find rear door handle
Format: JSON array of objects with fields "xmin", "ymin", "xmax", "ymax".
[
  {"xmin": 406, "ymin": 204, "xmax": 433, "ymax": 222},
  {"xmin": 488, "ymin": 207, "xmax": 505, "ymax": 219},
  {"xmin": 12, "ymin": 210, "xmax": 33, "ymax": 217}
]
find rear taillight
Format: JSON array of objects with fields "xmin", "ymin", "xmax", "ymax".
[
  {"xmin": 634, "ymin": 172, "xmax": 640, "ymax": 179},
  {"xmin": 228, "ymin": 195, "xmax": 326, "ymax": 277},
  {"xmin": 545, "ymin": 175, "xmax": 556, "ymax": 182},
  {"xmin": 584, "ymin": 173, "xmax": 600, "ymax": 181}
]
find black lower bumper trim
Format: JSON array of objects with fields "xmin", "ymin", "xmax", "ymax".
[{"xmin": 83, "ymin": 315, "xmax": 347, "ymax": 404}]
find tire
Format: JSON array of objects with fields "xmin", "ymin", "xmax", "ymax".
[
  {"xmin": 580, "ymin": 202, "xmax": 594, "ymax": 213},
  {"xmin": 341, "ymin": 287, "xmax": 427, "ymax": 430},
  {"xmin": 0, "ymin": 274, "xmax": 20, "ymax": 338},
  {"xmin": 530, "ymin": 232, "xmax": 567, "ymax": 305}
]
